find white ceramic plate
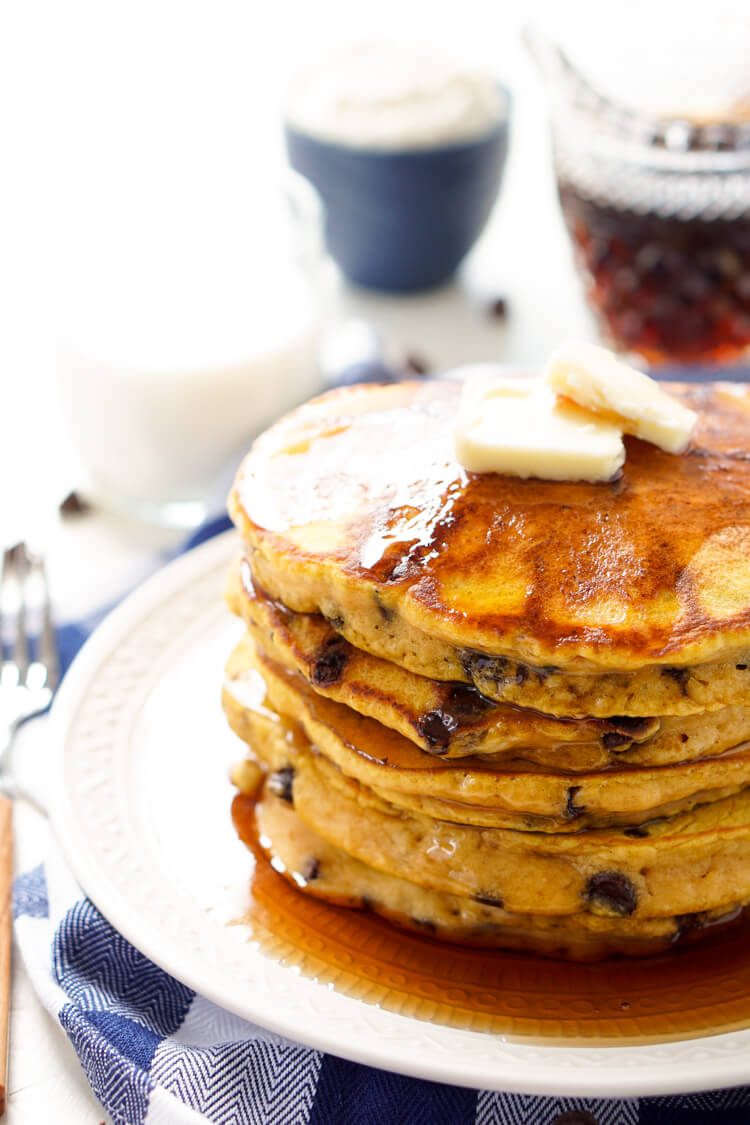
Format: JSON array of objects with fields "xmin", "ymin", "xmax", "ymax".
[{"xmin": 51, "ymin": 531, "xmax": 750, "ymax": 1098}]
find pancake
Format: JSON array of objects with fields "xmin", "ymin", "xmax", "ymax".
[
  {"xmin": 230, "ymin": 379, "xmax": 750, "ymax": 713},
  {"xmin": 223, "ymin": 636, "xmax": 750, "ymax": 831},
  {"xmin": 225, "ymin": 562, "xmax": 659, "ymax": 761},
  {"xmin": 255, "ymin": 787, "xmax": 748, "ymax": 960},
  {"xmin": 226, "ymin": 570, "xmax": 750, "ymax": 770},
  {"xmin": 235, "ymin": 703, "xmax": 750, "ymax": 920}
]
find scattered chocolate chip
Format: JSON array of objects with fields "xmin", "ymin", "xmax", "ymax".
[
  {"xmin": 564, "ymin": 785, "xmax": 585, "ymax": 819},
  {"xmin": 662, "ymin": 667, "xmax": 690, "ymax": 693},
  {"xmin": 676, "ymin": 911, "xmax": 703, "ymax": 936},
  {"xmin": 302, "ymin": 856, "xmax": 320, "ymax": 881},
  {"xmin": 444, "ymin": 682, "xmax": 494, "ymax": 718},
  {"xmin": 412, "ymin": 917, "xmax": 437, "ymax": 932},
  {"xmin": 474, "ymin": 892, "xmax": 504, "ymax": 909},
  {"xmin": 469, "ymin": 654, "xmax": 528, "ymax": 687},
  {"xmin": 374, "ymin": 591, "xmax": 394, "ymax": 622},
  {"xmin": 311, "ymin": 639, "xmax": 349, "ymax": 686},
  {"xmin": 737, "ymin": 664, "xmax": 748, "ymax": 671},
  {"xmin": 586, "ymin": 871, "xmax": 638, "ymax": 916},
  {"xmin": 602, "ymin": 731, "xmax": 633, "ymax": 750},
  {"xmin": 680, "ymin": 733, "xmax": 689, "ymax": 743},
  {"xmin": 402, "ymin": 352, "xmax": 431, "ymax": 376},
  {"xmin": 59, "ymin": 489, "xmax": 91, "ymax": 516},
  {"xmin": 417, "ymin": 709, "xmax": 459, "ymax": 751},
  {"xmin": 607, "ymin": 715, "xmax": 654, "ymax": 736},
  {"xmin": 487, "ymin": 296, "xmax": 508, "ymax": 320},
  {"xmin": 550, "ymin": 1112, "xmax": 601, "ymax": 1125},
  {"xmin": 623, "ymin": 826, "xmax": 649, "ymax": 838},
  {"xmin": 268, "ymin": 767, "xmax": 295, "ymax": 804},
  {"xmin": 534, "ymin": 665, "xmax": 560, "ymax": 681}
]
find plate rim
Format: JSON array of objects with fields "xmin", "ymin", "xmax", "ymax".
[{"xmin": 49, "ymin": 530, "xmax": 750, "ymax": 1099}]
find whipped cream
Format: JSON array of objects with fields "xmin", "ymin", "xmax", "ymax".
[{"xmin": 285, "ymin": 42, "xmax": 506, "ymax": 151}]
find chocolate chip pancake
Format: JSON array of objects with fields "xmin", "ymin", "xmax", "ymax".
[
  {"xmin": 223, "ymin": 637, "xmax": 750, "ymax": 832},
  {"xmin": 225, "ymin": 562, "xmax": 660, "ymax": 763},
  {"xmin": 230, "ymin": 380, "xmax": 750, "ymax": 712},
  {"xmin": 225, "ymin": 372, "xmax": 750, "ymax": 959},
  {"xmin": 225, "ymin": 568, "xmax": 750, "ymax": 771},
  {"xmin": 235, "ymin": 698, "xmax": 750, "ymax": 921},
  {"xmin": 255, "ymin": 787, "xmax": 748, "ymax": 960}
]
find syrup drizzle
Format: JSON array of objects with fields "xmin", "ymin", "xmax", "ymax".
[{"xmin": 233, "ymin": 794, "xmax": 750, "ymax": 1045}]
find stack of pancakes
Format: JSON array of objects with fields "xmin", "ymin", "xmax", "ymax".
[{"xmin": 223, "ymin": 379, "xmax": 750, "ymax": 959}]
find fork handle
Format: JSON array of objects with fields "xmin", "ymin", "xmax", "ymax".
[{"xmin": 0, "ymin": 798, "xmax": 12, "ymax": 1115}]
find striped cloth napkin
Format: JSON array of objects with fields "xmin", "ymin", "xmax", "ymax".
[{"xmin": 12, "ymin": 516, "xmax": 750, "ymax": 1125}]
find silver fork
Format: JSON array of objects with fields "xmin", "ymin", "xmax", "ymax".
[
  {"xmin": 0, "ymin": 544, "xmax": 59, "ymax": 778},
  {"xmin": 0, "ymin": 542, "xmax": 59, "ymax": 1115}
]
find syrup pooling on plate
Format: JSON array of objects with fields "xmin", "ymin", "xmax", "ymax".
[{"xmin": 233, "ymin": 794, "xmax": 750, "ymax": 1044}]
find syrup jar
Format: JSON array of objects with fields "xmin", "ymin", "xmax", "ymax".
[{"xmin": 530, "ymin": 21, "xmax": 750, "ymax": 369}]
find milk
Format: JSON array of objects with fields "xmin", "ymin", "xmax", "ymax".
[{"xmin": 56, "ymin": 176, "xmax": 326, "ymax": 524}]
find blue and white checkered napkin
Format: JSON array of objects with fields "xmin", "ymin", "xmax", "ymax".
[{"xmin": 12, "ymin": 517, "xmax": 750, "ymax": 1125}]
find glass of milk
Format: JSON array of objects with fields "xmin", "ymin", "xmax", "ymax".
[{"xmin": 56, "ymin": 172, "xmax": 328, "ymax": 528}]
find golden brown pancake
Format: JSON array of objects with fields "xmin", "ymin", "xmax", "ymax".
[
  {"xmin": 229, "ymin": 380, "xmax": 750, "ymax": 713},
  {"xmin": 234, "ymin": 701, "xmax": 750, "ymax": 921},
  {"xmin": 225, "ymin": 563, "xmax": 660, "ymax": 760},
  {"xmin": 226, "ymin": 572, "xmax": 750, "ymax": 769},
  {"xmin": 223, "ymin": 636, "xmax": 750, "ymax": 831},
  {"xmin": 255, "ymin": 787, "xmax": 748, "ymax": 959}
]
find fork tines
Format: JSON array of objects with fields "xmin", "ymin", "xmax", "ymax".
[{"xmin": 1, "ymin": 544, "xmax": 59, "ymax": 694}]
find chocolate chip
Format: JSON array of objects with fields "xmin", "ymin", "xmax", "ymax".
[
  {"xmin": 586, "ymin": 871, "xmax": 637, "ymax": 916},
  {"xmin": 515, "ymin": 663, "xmax": 529, "ymax": 685},
  {"xmin": 602, "ymin": 731, "xmax": 633, "ymax": 750},
  {"xmin": 680, "ymin": 733, "xmax": 689, "ymax": 743},
  {"xmin": 268, "ymin": 767, "xmax": 295, "ymax": 804},
  {"xmin": 311, "ymin": 639, "xmax": 349, "ymax": 686},
  {"xmin": 737, "ymin": 664, "xmax": 748, "ymax": 671},
  {"xmin": 402, "ymin": 352, "xmax": 431, "ymax": 375},
  {"xmin": 623, "ymin": 826, "xmax": 649, "ymax": 838},
  {"xmin": 417, "ymin": 709, "xmax": 459, "ymax": 751},
  {"xmin": 468, "ymin": 653, "xmax": 528, "ymax": 687},
  {"xmin": 607, "ymin": 715, "xmax": 653, "ymax": 736},
  {"xmin": 487, "ymin": 296, "xmax": 508, "ymax": 320},
  {"xmin": 662, "ymin": 667, "xmax": 690, "ymax": 693},
  {"xmin": 564, "ymin": 786, "xmax": 585, "ymax": 819},
  {"xmin": 302, "ymin": 856, "xmax": 320, "ymax": 881},
  {"xmin": 412, "ymin": 917, "xmax": 437, "ymax": 932},
  {"xmin": 59, "ymin": 489, "xmax": 91, "ymax": 516},
  {"xmin": 374, "ymin": 591, "xmax": 394, "ymax": 622},
  {"xmin": 550, "ymin": 1113, "xmax": 601, "ymax": 1125},
  {"xmin": 444, "ymin": 683, "xmax": 494, "ymax": 718},
  {"xmin": 474, "ymin": 892, "xmax": 504, "ymax": 909}
]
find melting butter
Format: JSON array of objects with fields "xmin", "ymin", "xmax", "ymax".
[
  {"xmin": 454, "ymin": 376, "xmax": 625, "ymax": 482},
  {"xmin": 545, "ymin": 340, "xmax": 698, "ymax": 454}
]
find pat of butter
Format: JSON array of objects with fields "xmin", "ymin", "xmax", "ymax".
[
  {"xmin": 544, "ymin": 341, "xmax": 698, "ymax": 454},
  {"xmin": 454, "ymin": 377, "xmax": 625, "ymax": 482}
]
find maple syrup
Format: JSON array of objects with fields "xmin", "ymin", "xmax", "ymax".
[
  {"xmin": 233, "ymin": 794, "xmax": 750, "ymax": 1045},
  {"xmin": 560, "ymin": 185, "xmax": 750, "ymax": 366}
]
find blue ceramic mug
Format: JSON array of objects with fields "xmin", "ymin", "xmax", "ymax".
[{"xmin": 285, "ymin": 88, "xmax": 511, "ymax": 293}]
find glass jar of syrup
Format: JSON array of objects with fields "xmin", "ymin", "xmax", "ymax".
[{"xmin": 532, "ymin": 32, "xmax": 750, "ymax": 368}]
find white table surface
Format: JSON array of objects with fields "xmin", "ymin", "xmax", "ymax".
[{"xmin": 1, "ymin": 4, "xmax": 598, "ymax": 1120}]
